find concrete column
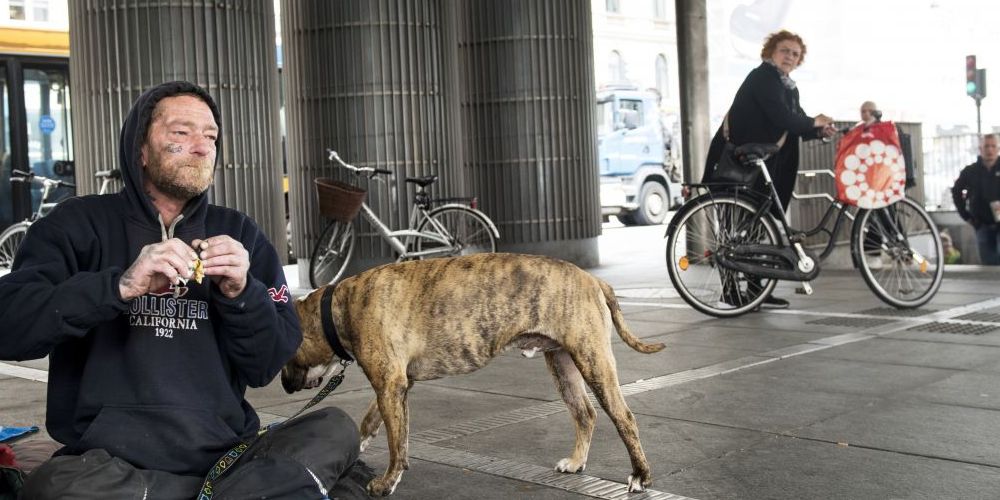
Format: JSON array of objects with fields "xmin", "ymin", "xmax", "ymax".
[
  {"xmin": 674, "ymin": 0, "xmax": 710, "ymax": 183},
  {"xmin": 281, "ymin": 0, "xmax": 462, "ymax": 281},
  {"xmin": 457, "ymin": 0, "xmax": 600, "ymax": 267},
  {"xmin": 69, "ymin": 0, "xmax": 286, "ymax": 258}
]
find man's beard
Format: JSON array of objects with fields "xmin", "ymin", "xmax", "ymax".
[{"xmin": 145, "ymin": 156, "xmax": 214, "ymax": 201}]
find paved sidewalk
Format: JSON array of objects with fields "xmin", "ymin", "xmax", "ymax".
[{"xmin": 4, "ymin": 224, "xmax": 1000, "ymax": 499}]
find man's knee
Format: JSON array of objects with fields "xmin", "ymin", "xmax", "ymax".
[
  {"xmin": 212, "ymin": 408, "xmax": 362, "ymax": 499},
  {"xmin": 20, "ymin": 449, "xmax": 146, "ymax": 499},
  {"xmin": 292, "ymin": 407, "xmax": 358, "ymax": 444},
  {"xmin": 263, "ymin": 407, "xmax": 360, "ymax": 463}
]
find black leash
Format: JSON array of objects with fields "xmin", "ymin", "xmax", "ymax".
[{"xmin": 199, "ymin": 285, "xmax": 353, "ymax": 499}]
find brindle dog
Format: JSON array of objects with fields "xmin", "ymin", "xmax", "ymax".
[{"xmin": 281, "ymin": 253, "xmax": 665, "ymax": 496}]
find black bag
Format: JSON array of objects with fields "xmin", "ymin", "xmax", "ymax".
[
  {"xmin": 706, "ymin": 112, "xmax": 784, "ymax": 187},
  {"xmin": 708, "ymin": 142, "xmax": 761, "ymax": 186}
]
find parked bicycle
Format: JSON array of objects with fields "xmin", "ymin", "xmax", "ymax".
[
  {"xmin": 665, "ymin": 142, "xmax": 943, "ymax": 318},
  {"xmin": 0, "ymin": 168, "xmax": 120, "ymax": 274},
  {"xmin": 308, "ymin": 149, "xmax": 500, "ymax": 288}
]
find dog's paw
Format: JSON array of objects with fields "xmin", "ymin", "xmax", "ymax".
[
  {"xmin": 367, "ymin": 475, "xmax": 402, "ymax": 497},
  {"xmin": 626, "ymin": 474, "xmax": 646, "ymax": 493},
  {"xmin": 554, "ymin": 458, "xmax": 586, "ymax": 473},
  {"xmin": 359, "ymin": 435, "xmax": 374, "ymax": 453}
]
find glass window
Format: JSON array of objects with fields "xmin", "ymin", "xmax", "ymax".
[
  {"xmin": 655, "ymin": 54, "xmax": 669, "ymax": 99},
  {"xmin": 0, "ymin": 69, "xmax": 11, "ymax": 229},
  {"xmin": 653, "ymin": 0, "xmax": 669, "ymax": 19},
  {"xmin": 609, "ymin": 50, "xmax": 626, "ymax": 82},
  {"xmin": 32, "ymin": 0, "xmax": 48, "ymax": 22},
  {"xmin": 7, "ymin": 0, "xmax": 49, "ymax": 22},
  {"xmin": 606, "ymin": 0, "xmax": 620, "ymax": 13},
  {"xmin": 617, "ymin": 99, "xmax": 643, "ymax": 130},
  {"xmin": 24, "ymin": 68, "xmax": 73, "ymax": 208},
  {"xmin": 9, "ymin": 0, "xmax": 25, "ymax": 20},
  {"xmin": 597, "ymin": 100, "xmax": 614, "ymax": 136}
]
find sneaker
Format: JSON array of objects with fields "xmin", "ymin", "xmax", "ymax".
[{"xmin": 760, "ymin": 295, "xmax": 790, "ymax": 309}]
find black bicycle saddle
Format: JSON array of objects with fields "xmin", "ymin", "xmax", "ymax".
[
  {"xmin": 734, "ymin": 143, "xmax": 780, "ymax": 158},
  {"xmin": 405, "ymin": 175, "xmax": 438, "ymax": 187}
]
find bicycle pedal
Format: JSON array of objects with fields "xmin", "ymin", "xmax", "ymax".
[{"xmin": 795, "ymin": 282, "xmax": 813, "ymax": 295}]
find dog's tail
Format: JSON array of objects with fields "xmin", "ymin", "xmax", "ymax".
[{"xmin": 599, "ymin": 280, "xmax": 666, "ymax": 354}]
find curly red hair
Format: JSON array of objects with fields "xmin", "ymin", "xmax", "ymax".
[{"xmin": 760, "ymin": 30, "xmax": 806, "ymax": 66}]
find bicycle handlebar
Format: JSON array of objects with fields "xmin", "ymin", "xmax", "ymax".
[
  {"xmin": 95, "ymin": 169, "xmax": 122, "ymax": 180},
  {"xmin": 819, "ymin": 124, "xmax": 853, "ymax": 145},
  {"xmin": 326, "ymin": 149, "xmax": 393, "ymax": 177},
  {"xmin": 11, "ymin": 169, "xmax": 76, "ymax": 189}
]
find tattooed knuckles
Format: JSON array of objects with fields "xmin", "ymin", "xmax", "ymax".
[
  {"xmin": 119, "ymin": 238, "xmax": 198, "ymax": 300},
  {"xmin": 192, "ymin": 236, "xmax": 249, "ymax": 298}
]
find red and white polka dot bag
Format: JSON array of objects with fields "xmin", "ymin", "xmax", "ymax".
[{"xmin": 834, "ymin": 121, "xmax": 907, "ymax": 209}]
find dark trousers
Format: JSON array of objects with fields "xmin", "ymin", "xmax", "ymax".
[
  {"xmin": 20, "ymin": 407, "xmax": 361, "ymax": 500},
  {"xmin": 975, "ymin": 224, "xmax": 1000, "ymax": 265}
]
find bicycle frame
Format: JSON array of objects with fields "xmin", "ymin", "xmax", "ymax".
[
  {"xmin": 692, "ymin": 159, "xmax": 928, "ymax": 282},
  {"xmin": 323, "ymin": 149, "xmax": 499, "ymax": 262},
  {"xmin": 668, "ymin": 136, "xmax": 943, "ymax": 315},
  {"xmin": 687, "ymin": 158, "xmax": 818, "ymax": 282},
  {"xmin": 32, "ymin": 178, "xmax": 63, "ymax": 220},
  {"xmin": 356, "ymin": 201, "xmax": 457, "ymax": 259},
  {"xmin": 791, "ymin": 168, "xmax": 931, "ymax": 269}
]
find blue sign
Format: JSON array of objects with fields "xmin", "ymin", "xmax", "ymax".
[{"xmin": 39, "ymin": 115, "xmax": 56, "ymax": 135}]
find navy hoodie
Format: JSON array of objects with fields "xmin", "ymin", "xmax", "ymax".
[{"xmin": 0, "ymin": 81, "xmax": 301, "ymax": 476}]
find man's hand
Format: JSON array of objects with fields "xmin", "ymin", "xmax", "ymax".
[
  {"xmin": 192, "ymin": 236, "xmax": 250, "ymax": 299},
  {"xmin": 119, "ymin": 238, "xmax": 199, "ymax": 301}
]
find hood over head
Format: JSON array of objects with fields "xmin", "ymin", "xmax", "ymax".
[{"xmin": 118, "ymin": 81, "xmax": 223, "ymax": 224}]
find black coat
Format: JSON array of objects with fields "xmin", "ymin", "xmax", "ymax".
[
  {"xmin": 951, "ymin": 157, "xmax": 1000, "ymax": 227},
  {"xmin": 704, "ymin": 62, "xmax": 821, "ymax": 209}
]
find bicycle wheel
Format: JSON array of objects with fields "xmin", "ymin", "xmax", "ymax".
[
  {"xmin": 308, "ymin": 220, "xmax": 355, "ymax": 288},
  {"xmin": 415, "ymin": 206, "xmax": 497, "ymax": 258},
  {"xmin": 0, "ymin": 221, "xmax": 30, "ymax": 274},
  {"xmin": 666, "ymin": 193, "xmax": 780, "ymax": 317},
  {"xmin": 852, "ymin": 197, "xmax": 943, "ymax": 308}
]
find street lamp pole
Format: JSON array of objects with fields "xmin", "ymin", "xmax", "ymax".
[{"xmin": 977, "ymin": 97, "xmax": 982, "ymax": 137}]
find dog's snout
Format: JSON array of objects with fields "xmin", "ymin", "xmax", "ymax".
[
  {"xmin": 280, "ymin": 367, "xmax": 305, "ymax": 394},
  {"xmin": 301, "ymin": 376, "xmax": 323, "ymax": 390}
]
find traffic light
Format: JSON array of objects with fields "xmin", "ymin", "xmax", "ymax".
[
  {"xmin": 967, "ymin": 55, "xmax": 978, "ymax": 96},
  {"xmin": 976, "ymin": 68, "xmax": 987, "ymax": 99}
]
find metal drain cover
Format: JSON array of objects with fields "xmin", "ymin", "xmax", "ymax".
[
  {"xmin": 807, "ymin": 316, "xmax": 898, "ymax": 328},
  {"xmin": 954, "ymin": 312, "xmax": 1000, "ymax": 324},
  {"xmin": 907, "ymin": 321, "xmax": 1000, "ymax": 335},
  {"xmin": 615, "ymin": 287, "xmax": 680, "ymax": 299},
  {"xmin": 855, "ymin": 307, "xmax": 937, "ymax": 317}
]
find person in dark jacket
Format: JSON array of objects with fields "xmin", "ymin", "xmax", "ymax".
[
  {"xmin": 0, "ymin": 81, "xmax": 365, "ymax": 499},
  {"xmin": 703, "ymin": 29, "xmax": 835, "ymax": 309},
  {"xmin": 952, "ymin": 134, "xmax": 1000, "ymax": 265}
]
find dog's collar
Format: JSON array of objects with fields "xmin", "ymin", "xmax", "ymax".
[{"xmin": 320, "ymin": 285, "xmax": 353, "ymax": 363}]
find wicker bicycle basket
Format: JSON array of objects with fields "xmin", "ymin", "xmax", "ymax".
[{"xmin": 315, "ymin": 178, "xmax": 366, "ymax": 223}]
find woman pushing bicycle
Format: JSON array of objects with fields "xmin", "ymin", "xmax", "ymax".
[
  {"xmin": 702, "ymin": 29, "xmax": 837, "ymax": 308},
  {"xmin": 667, "ymin": 39, "xmax": 943, "ymax": 317}
]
